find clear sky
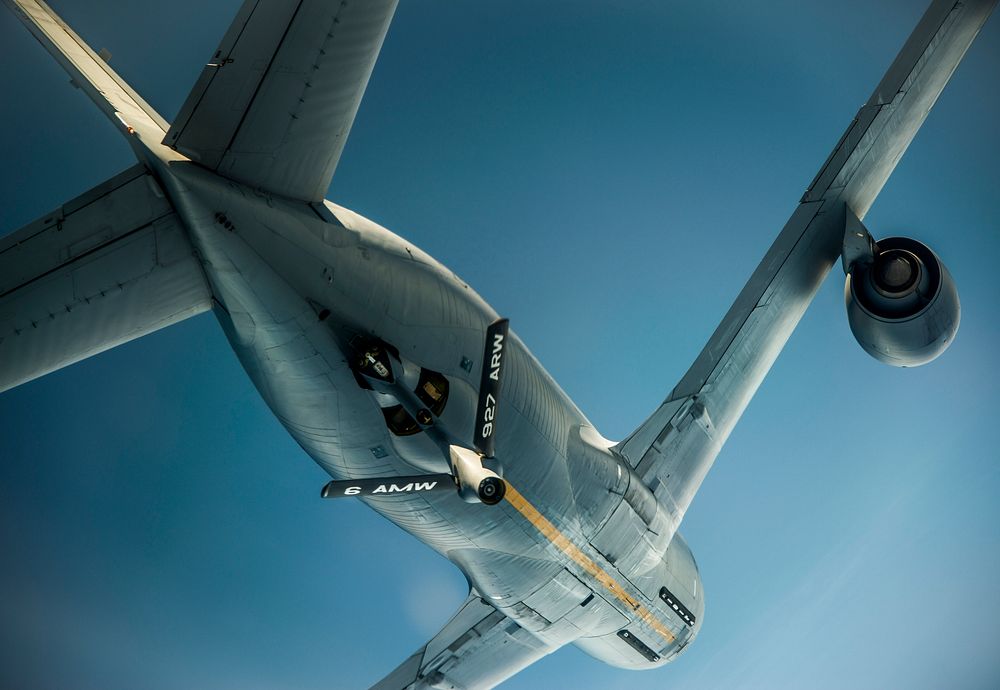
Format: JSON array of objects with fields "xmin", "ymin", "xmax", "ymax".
[{"xmin": 1, "ymin": 1, "xmax": 998, "ymax": 688}]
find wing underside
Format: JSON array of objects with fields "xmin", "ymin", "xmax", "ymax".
[
  {"xmin": 615, "ymin": 0, "xmax": 996, "ymax": 527},
  {"xmin": 372, "ymin": 590, "xmax": 561, "ymax": 690},
  {"xmin": 0, "ymin": 165, "xmax": 212, "ymax": 393},
  {"xmin": 164, "ymin": 0, "xmax": 398, "ymax": 202}
]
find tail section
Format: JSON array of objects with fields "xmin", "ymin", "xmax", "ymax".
[{"xmin": 3, "ymin": 0, "xmax": 169, "ymax": 155}]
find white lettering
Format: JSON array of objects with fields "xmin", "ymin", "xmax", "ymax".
[
  {"xmin": 345, "ymin": 486, "xmax": 361, "ymax": 496},
  {"xmin": 389, "ymin": 483, "xmax": 413, "ymax": 493},
  {"xmin": 373, "ymin": 484, "xmax": 387, "ymax": 493},
  {"xmin": 414, "ymin": 481, "xmax": 438, "ymax": 491},
  {"xmin": 488, "ymin": 333, "xmax": 504, "ymax": 381},
  {"xmin": 482, "ymin": 421, "xmax": 493, "ymax": 438}
]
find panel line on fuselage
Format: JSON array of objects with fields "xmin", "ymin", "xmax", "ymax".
[{"xmin": 502, "ymin": 483, "xmax": 676, "ymax": 646}]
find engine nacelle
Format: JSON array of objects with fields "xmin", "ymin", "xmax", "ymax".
[{"xmin": 844, "ymin": 235, "xmax": 960, "ymax": 367}]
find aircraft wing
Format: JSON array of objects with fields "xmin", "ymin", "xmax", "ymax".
[
  {"xmin": 371, "ymin": 590, "xmax": 561, "ymax": 690},
  {"xmin": 0, "ymin": 164, "xmax": 212, "ymax": 393},
  {"xmin": 614, "ymin": 0, "xmax": 996, "ymax": 525},
  {"xmin": 164, "ymin": 0, "xmax": 397, "ymax": 202}
]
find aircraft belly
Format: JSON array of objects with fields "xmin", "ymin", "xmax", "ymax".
[
  {"xmin": 162, "ymin": 164, "xmax": 688, "ymax": 644},
  {"xmin": 153, "ymin": 164, "xmax": 708, "ymax": 664},
  {"xmin": 165, "ymin": 164, "xmax": 593, "ymax": 562}
]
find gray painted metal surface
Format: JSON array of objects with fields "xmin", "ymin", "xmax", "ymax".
[
  {"xmin": 165, "ymin": 0, "xmax": 398, "ymax": 202},
  {"xmin": 0, "ymin": 164, "xmax": 212, "ymax": 393},
  {"xmin": 615, "ymin": 0, "xmax": 995, "ymax": 548},
  {"xmin": 0, "ymin": 0, "xmax": 994, "ymax": 688}
]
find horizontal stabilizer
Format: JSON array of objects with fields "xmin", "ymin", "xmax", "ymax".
[
  {"xmin": 0, "ymin": 165, "xmax": 212, "ymax": 393},
  {"xmin": 164, "ymin": 0, "xmax": 398, "ymax": 201},
  {"xmin": 3, "ymin": 0, "xmax": 168, "ymax": 147}
]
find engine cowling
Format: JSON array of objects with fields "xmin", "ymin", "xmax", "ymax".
[{"xmin": 844, "ymin": 236, "xmax": 960, "ymax": 367}]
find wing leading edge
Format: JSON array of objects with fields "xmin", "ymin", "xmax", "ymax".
[
  {"xmin": 164, "ymin": 0, "xmax": 398, "ymax": 202},
  {"xmin": 615, "ymin": 0, "xmax": 996, "ymax": 532}
]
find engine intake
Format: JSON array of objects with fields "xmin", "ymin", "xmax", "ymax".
[{"xmin": 844, "ymin": 234, "xmax": 960, "ymax": 367}]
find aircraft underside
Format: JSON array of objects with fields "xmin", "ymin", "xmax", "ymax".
[
  {"xmin": 0, "ymin": 0, "xmax": 993, "ymax": 687},
  {"xmin": 162, "ymin": 162, "xmax": 704, "ymax": 672}
]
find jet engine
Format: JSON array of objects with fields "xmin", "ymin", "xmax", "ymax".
[{"xmin": 842, "ymin": 212, "xmax": 959, "ymax": 367}]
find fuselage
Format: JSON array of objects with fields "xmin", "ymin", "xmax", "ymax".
[{"xmin": 155, "ymin": 160, "xmax": 703, "ymax": 669}]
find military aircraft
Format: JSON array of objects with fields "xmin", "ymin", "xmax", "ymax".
[{"xmin": 1, "ymin": 1, "xmax": 997, "ymax": 688}]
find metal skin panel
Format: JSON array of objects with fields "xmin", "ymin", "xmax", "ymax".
[
  {"xmin": 165, "ymin": 0, "xmax": 297, "ymax": 166},
  {"xmin": 614, "ymin": 0, "xmax": 997, "ymax": 549},
  {"xmin": 0, "ymin": 0, "xmax": 169, "ymax": 156},
  {"xmin": 1, "ymin": 0, "xmax": 995, "ymax": 687},
  {"xmin": 522, "ymin": 569, "xmax": 592, "ymax": 624},
  {"xmin": 0, "ymin": 167, "xmax": 212, "ymax": 393},
  {"xmin": 375, "ymin": 590, "xmax": 564, "ymax": 690},
  {"xmin": 0, "ymin": 166, "xmax": 158, "ymax": 292},
  {"xmin": 156, "ymin": 162, "xmax": 692, "ymax": 679},
  {"xmin": 378, "ymin": 590, "xmax": 545, "ymax": 689},
  {"xmin": 164, "ymin": 0, "xmax": 399, "ymax": 202}
]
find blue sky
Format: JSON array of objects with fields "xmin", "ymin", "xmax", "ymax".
[{"xmin": 1, "ymin": 1, "xmax": 998, "ymax": 688}]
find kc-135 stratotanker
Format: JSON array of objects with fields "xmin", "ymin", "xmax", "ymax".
[{"xmin": 0, "ymin": 0, "xmax": 994, "ymax": 687}]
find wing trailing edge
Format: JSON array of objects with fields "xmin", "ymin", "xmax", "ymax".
[{"xmin": 615, "ymin": 0, "xmax": 996, "ymax": 532}]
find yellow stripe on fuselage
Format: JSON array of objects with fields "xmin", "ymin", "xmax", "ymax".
[{"xmin": 503, "ymin": 483, "xmax": 676, "ymax": 647}]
